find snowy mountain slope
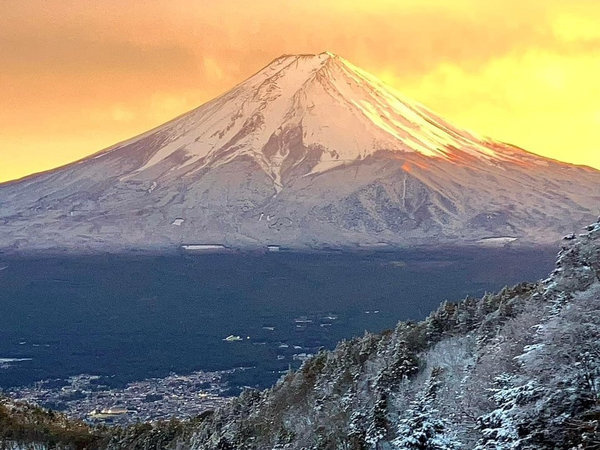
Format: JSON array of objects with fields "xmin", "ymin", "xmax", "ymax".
[{"xmin": 0, "ymin": 52, "xmax": 599, "ymax": 251}]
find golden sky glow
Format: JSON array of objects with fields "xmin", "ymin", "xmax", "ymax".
[{"xmin": 1, "ymin": 0, "xmax": 600, "ymax": 182}]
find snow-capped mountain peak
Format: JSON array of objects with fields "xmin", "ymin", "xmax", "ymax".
[
  {"xmin": 122, "ymin": 52, "xmax": 537, "ymax": 185},
  {"xmin": 1, "ymin": 53, "xmax": 598, "ymax": 252}
]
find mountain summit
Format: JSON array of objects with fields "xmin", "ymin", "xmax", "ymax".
[
  {"xmin": 1, "ymin": 53, "xmax": 599, "ymax": 251},
  {"xmin": 110, "ymin": 52, "xmax": 548, "ymax": 188}
]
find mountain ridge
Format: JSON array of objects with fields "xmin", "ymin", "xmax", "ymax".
[{"xmin": 0, "ymin": 52, "xmax": 598, "ymax": 252}]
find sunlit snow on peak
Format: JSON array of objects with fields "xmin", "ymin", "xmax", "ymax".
[{"xmin": 128, "ymin": 52, "xmax": 541, "ymax": 181}]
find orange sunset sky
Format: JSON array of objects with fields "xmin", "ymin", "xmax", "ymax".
[{"xmin": 1, "ymin": 0, "xmax": 600, "ymax": 182}]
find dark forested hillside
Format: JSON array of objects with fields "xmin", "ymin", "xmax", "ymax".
[
  {"xmin": 0, "ymin": 398, "xmax": 105, "ymax": 449},
  {"xmin": 2, "ymin": 219, "xmax": 599, "ymax": 449}
]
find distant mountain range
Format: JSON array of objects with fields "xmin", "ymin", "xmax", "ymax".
[{"xmin": 1, "ymin": 52, "xmax": 598, "ymax": 252}]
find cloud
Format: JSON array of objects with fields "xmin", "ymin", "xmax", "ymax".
[{"xmin": 391, "ymin": 47, "xmax": 600, "ymax": 168}]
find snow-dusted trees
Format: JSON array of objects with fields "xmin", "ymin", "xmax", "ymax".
[
  {"xmin": 81, "ymin": 221, "xmax": 600, "ymax": 449},
  {"xmin": 348, "ymin": 410, "xmax": 368, "ymax": 449},
  {"xmin": 393, "ymin": 368, "xmax": 461, "ymax": 449},
  {"xmin": 375, "ymin": 338, "xmax": 419, "ymax": 392},
  {"xmin": 366, "ymin": 393, "xmax": 390, "ymax": 448},
  {"xmin": 475, "ymin": 375, "xmax": 545, "ymax": 449},
  {"xmin": 476, "ymin": 283, "xmax": 600, "ymax": 449}
]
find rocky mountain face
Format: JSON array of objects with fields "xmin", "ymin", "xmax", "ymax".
[
  {"xmin": 2, "ymin": 219, "xmax": 599, "ymax": 449},
  {"xmin": 1, "ymin": 52, "xmax": 598, "ymax": 252}
]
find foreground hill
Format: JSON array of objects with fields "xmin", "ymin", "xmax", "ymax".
[
  {"xmin": 1, "ymin": 52, "xmax": 599, "ymax": 252},
  {"xmin": 2, "ymin": 219, "xmax": 599, "ymax": 449}
]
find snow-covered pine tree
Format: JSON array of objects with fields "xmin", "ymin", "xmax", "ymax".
[
  {"xmin": 393, "ymin": 368, "xmax": 461, "ymax": 449},
  {"xmin": 348, "ymin": 410, "xmax": 368, "ymax": 449},
  {"xmin": 474, "ymin": 374, "xmax": 545, "ymax": 449},
  {"xmin": 366, "ymin": 392, "xmax": 390, "ymax": 449},
  {"xmin": 376, "ymin": 339, "xmax": 419, "ymax": 393}
]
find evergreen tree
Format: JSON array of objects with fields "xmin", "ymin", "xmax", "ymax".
[
  {"xmin": 376, "ymin": 339, "xmax": 419, "ymax": 391},
  {"xmin": 348, "ymin": 410, "xmax": 368, "ymax": 450},
  {"xmin": 366, "ymin": 392, "xmax": 390, "ymax": 448},
  {"xmin": 393, "ymin": 368, "xmax": 461, "ymax": 449},
  {"xmin": 475, "ymin": 374, "xmax": 544, "ymax": 449}
]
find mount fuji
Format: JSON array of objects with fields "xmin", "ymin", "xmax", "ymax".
[{"xmin": 1, "ymin": 52, "xmax": 599, "ymax": 252}]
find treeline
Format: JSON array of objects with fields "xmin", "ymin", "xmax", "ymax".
[{"xmin": 0, "ymin": 398, "xmax": 105, "ymax": 449}]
